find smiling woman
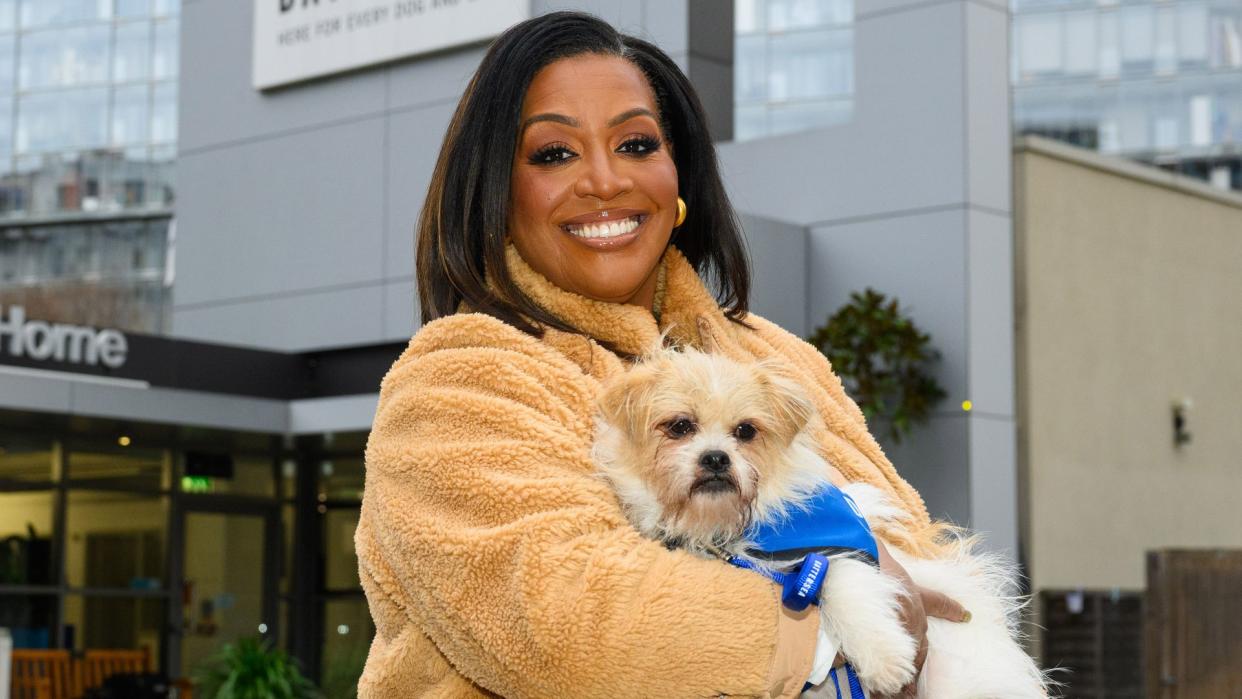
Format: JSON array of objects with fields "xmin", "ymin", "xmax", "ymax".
[
  {"xmin": 359, "ymin": 10, "xmax": 945, "ymax": 699},
  {"xmin": 507, "ymin": 55, "xmax": 679, "ymax": 309}
]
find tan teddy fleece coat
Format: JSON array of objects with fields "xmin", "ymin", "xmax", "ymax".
[{"xmin": 356, "ymin": 242, "xmax": 937, "ymax": 698}]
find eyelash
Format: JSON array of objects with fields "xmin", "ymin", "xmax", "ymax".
[{"xmin": 528, "ymin": 135, "xmax": 662, "ymax": 166}]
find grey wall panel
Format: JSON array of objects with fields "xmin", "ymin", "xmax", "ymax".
[
  {"xmin": 638, "ymin": 0, "xmax": 689, "ymax": 55},
  {"xmin": 382, "ymin": 278, "xmax": 419, "ymax": 341},
  {"xmin": 69, "ymin": 384, "xmax": 288, "ymax": 433},
  {"xmin": 717, "ymin": 1, "xmax": 968, "ymax": 224},
  {"xmin": 289, "ymin": 394, "xmax": 379, "ymax": 434},
  {"xmin": 531, "ymin": 0, "xmax": 645, "ymax": 31},
  {"xmin": 386, "ymin": 46, "xmax": 485, "ymax": 112},
  {"xmin": 179, "ymin": 0, "xmax": 387, "ymax": 153},
  {"xmin": 175, "ymin": 118, "xmax": 387, "ymax": 307},
  {"xmin": 966, "ymin": 1, "xmax": 1013, "ymax": 213},
  {"xmin": 0, "ymin": 372, "xmax": 74, "ymax": 413},
  {"xmin": 173, "ymin": 284, "xmax": 385, "ymax": 352},
  {"xmin": 384, "ymin": 101, "xmax": 458, "ymax": 279},
  {"xmin": 968, "ymin": 414, "xmax": 1018, "ymax": 555},
  {"xmin": 879, "ymin": 414, "xmax": 971, "ymax": 527},
  {"xmin": 739, "ymin": 214, "xmax": 809, "ymax": 338},
  {"xmin": 968, "ymin": 208, "xmax": 1015, "ymax": 417},
  {"xmin": 808, "ymin": 209, "xmax": 969, "ymax": 409}
]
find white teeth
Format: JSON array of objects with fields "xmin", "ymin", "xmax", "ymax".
[{"xmin": 567, "ymin": 215, "xmax": 642, "ymax": 239}]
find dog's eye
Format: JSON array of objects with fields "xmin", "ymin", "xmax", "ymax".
[
  {"xmin": 668, "ymin": 419, "xmax": 695, "ymax": 437},
  {"xmin": 734, "ymin": 422, "xmax": 757, "ymax": 442}
]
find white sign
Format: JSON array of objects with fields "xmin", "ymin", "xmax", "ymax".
[
  {"xmin": 0, "ymin": 306, "xmax": 129, "ymax": 369},
  {"xmin": 253, "ymin": 0, "xmax": 530, "ymax": 89}
]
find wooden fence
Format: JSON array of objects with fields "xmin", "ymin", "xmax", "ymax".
[{"xmin": 1144, "ymin": 549, "xmax": 1242, "ymax": 698}]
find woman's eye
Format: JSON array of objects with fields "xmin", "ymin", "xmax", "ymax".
[
  {"xmin": 733, "ymin": 422, "xmax": 757, "ymax": 442},
  {"xmin": 529, "ymin": 145, "xmax": 575, "ymax": 165},
  {"xmin": 618, "ymin": 136, "xmax": 660, "ymax": 155},
  {"xmin": 668, "ymin": 419, "xmax": 695, "ymax": 437}
]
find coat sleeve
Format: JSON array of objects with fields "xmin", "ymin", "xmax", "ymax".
[{"xmin": 355, "ymin": 315, "xmax": 817, "ymax": 699}]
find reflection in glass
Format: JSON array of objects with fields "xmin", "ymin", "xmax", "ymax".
[
  {"xmin": 19, "ymin": 0, "xmax": 109, "ymax": 30},
  {"xmin": 179, "ymin": 454, "xmax": 276, "ymax": 497},
  {"xmin": 62, "ymin": 594, "xmax": 164, "ymax": 667},
  {"xmin": 318, "ymin": 457, "xmax": 364, "ymax": 502},
  {"xmin": 151, "ymin": 82, "xmax": 176, "ymax": 143},
  {"xmin": 65, "ymin": 490, "xmax": 166, "ymax": 589},
  {"xmin": 114, "ymin": 21, "xmax": 152, "ymax": 83},
  {"xmin": 68, "ymin": 443, "xmax": 168, "ymax": 489},
  {"xmin": 19, "ymin": 25, "xmax": 110, "ymax": 89},
  {"xmin": 0, "ymin": 594, "xmax": 57, "ymax": 648},
  {"xmin": 0, "ymin": 490, "xmax": 55, "ymax": 585},
  {"xmin": 323, "ymin": 508, "xmax": 360, "ymax": 591},
  {"xmin": 153, "ymin": 20, "xmax": 179, "ymax": 80},
  {"xmin": 112, "ymin": 84, "xmax": 150, "ymax": 147},
  {"xmin": 17, "ymin": 88, "xmax": 109, "ymax": 153},
  {"xmin": 181, "ymin": 511, "xmax": 268, "ymax": 677},
  {"xmin": 0, "ymin": 433, "xmax": 57, "ymax": 484},
  {"xmin": 321, "ymin": 598, "xmax": 374, "ymax": 699}
]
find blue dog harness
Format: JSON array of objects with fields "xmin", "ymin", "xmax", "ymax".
[{"xmin": 726, "ymin": 485, "xmax": 878, "ymax": 696}]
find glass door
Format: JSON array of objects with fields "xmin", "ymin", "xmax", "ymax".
[{"xmin": 172, "ymin": 502, "xmax": 279, "ymax": 679}]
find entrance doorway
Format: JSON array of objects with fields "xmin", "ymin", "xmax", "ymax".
[{"xmin": 170, "ymin": 500, "xmax": 279, "ymax": 678}]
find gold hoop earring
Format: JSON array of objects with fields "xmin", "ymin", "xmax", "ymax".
[{"xmin": 674, "ymin": 197, "xmax": 687, "ymax": 227}]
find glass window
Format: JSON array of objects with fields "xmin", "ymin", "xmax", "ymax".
[
  {"xmin": 64, "ymin": 490, "xmax": 166, "ymax": 588},
  {"xmin": 768, "ymin": 29, "xmax": 852, "ymax": 102},
  {"xmin": 766, "ymin": 0, "xmax": 851, "ymax": 31},
  {"xmin": 735, "ymin": 34, "xmax": 766, "ymax": 103},
  {"xmin": 67, "ymin": 442, "xmax": 168, "ymax": 489},
  {"xmin": 17, "ymin": 87, "xmax": 109, "ymax": 153},
  {"xmin": 0, "ymin": 34, "xmax": 15, "ymax": 90},
  {"xmin": 0, "ymin": 490, "xmax": 56, "ymax": 585},
  {"xmin": 114, "ymin": 21, "xmax": 151, "ymax": 83},
  {"xmin": 1016, "ymin": 13, "xmax": 1062, "ymax": 80},
  {"xmin": 320, "ymin": 598, "xmax": 374, "ymax": 699},
  {"xmin": 1119, "ymin": 5, "xmax": 1154, "ymax": 75},
  {"xmin": 19, "ymin": 25, "xmax": 110, "ymax": 89},
  {"xmin": 323, "ymin": 508, "xmax": 359, "ymax": 590},
  {"xmin": 19, "ymin": 0, "xmax": 109, "ymax": 30},
  {"xmin": 179, "ymin": 453, "xmax": 276, "ymax": 497},
  {"xmin": 116, "ymin": 0, "xmax": 150, "ymax": 19},
  {"xmin": 1099, "ymin": 10, "xmax": 1120, "ymax": 79},
  {"xmin": 1154, "ymin": 5, "xmax": 1176, "ymax": 75},
  {"xmin": 768, "ymin": 100, "xmax": 851, "ymax": 137},
  {"xmin": 318, "ymin": 457, "xmax": 364, "ymax": 502},
  {"xmin": 1178, "ymin": 3, "xmax": 1209, "ymax": 70},
  {"xmin": 62, "ymin": 593, "xmax": 164, "ymax": 667},
  {"xmin": 1064, "ymin": 11, "xmax": 1096, "ymax": 75},
  {"xmin": 736, "ymin": 0, "xmax": 764, "ymax": 34},
  {"xmin": 153, "ymin": 0, "xmax": 179, "ymax": 17},
  {"xmin": 0, "ymin": 433, "xmax": 57, "ymax": 483},
  {"xmin": 0, "ymin": 0, "xmax": 15, "ymax": 33},
  {"xmin": 111, "ymin": 84, "xmax": 149, "ymax": 147},
  {"xmin": 152, "ymin": 19, "xmax": 178, "ymax": 80},
  {"xmin": 0, "ymin": 593, "xmax": 57, "ymax": 648},
  {"xmin": 151, "ymin": 81, "xmax": 175, "ymax": 143}
]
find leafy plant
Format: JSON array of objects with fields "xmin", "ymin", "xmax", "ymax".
[
  {"xmin": 194, "ymin": 636, "xmax": 321, "ymax": 699},
  {"xmin": 807, "ymin": 288, "xmax": 946, "ymax": 443},
  {"xmin": 320, "ymin": 641, "xmax": 368, "ymax": 699}
]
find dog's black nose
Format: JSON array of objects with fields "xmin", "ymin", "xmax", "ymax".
[{"xmin": 699, "ymin": 450, "xmax": 731, "ymax": 474}]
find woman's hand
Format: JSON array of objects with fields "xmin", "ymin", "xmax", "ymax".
[{"xmin": 865, "ymin": 538, "xmax": 970, "ymax": 698}]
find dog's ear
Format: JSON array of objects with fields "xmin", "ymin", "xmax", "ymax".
[
  {"xmin": 755, "ymin": 360, "xmax": 817, "ymax": 440},
  {"xmin": 598, "ymin": 364, "xmax": 662, "ymax": 436},
  {"xmin": 696, "ymin": 316, "xmax": 720, "ymax": 354}
]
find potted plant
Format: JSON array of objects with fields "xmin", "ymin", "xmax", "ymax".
[
  {"xmin": 194, "ymin": 636, "xmax": 320, "ymax": 699},
  {"xmin": 807, "ymin": 288, "xmax": 946, "ymax": 443}
]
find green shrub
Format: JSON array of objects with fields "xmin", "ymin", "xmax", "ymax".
[
  {"xmin": 194, "ymin": 636, "xmax": 320, "ymax": 699},
  {"xmin": 807, "ymin": 288, "xmax": 946, "ymax": 443}
]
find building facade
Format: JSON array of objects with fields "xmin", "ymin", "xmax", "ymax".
[{"xmin": 1012, "ymin": 0, "xmax": 1242, "ymax": 192}]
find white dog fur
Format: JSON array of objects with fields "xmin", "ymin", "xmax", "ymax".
[{"xmin": 592, "ymin": 339, "xmax": 1049, "ymax": 698}]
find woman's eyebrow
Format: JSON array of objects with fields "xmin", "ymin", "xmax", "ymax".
[{"xmin": 520, "ymin": 107, "xmax": 657, "ymax": 135}]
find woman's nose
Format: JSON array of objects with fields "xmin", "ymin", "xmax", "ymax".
[{"xmin": 572, "ymin": 148, "xmax": 633, "ymax": 201}]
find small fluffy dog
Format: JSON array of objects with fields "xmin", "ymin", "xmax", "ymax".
[{"xmin": 592, "ymin": 330, "xmax": 1049, "ymax": 698}]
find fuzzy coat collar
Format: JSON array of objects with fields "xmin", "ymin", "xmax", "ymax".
[{"xmin": 497, "ymin": 242, "xmax": 739, "ymax": 362}]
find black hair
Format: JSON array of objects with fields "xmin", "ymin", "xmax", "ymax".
[{"xmin": 416, "ymin": 10, "xmax": 752, "ymax": 356}]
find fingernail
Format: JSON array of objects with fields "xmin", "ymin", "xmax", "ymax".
[{"xmin": 961, "ymin": 610, "xmax": 972, "ymax": 623}]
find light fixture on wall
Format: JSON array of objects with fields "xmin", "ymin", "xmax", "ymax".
[{"xmin": 1171, "ymin": 398, "xmax": 1193, "ymax": 448}]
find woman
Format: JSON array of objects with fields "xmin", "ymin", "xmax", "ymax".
[{"xmin": 357, "ymin": 11, "xmax": 964, "ymax": 698}]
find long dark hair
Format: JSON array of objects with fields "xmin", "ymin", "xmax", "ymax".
[{"xmin": 416, "ymin": 10, "xmax": 752, "ymax": 354}]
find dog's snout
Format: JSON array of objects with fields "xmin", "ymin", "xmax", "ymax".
[{"xmin": 699, "ymin": 450, "xmax": 731, "ymax": 474}]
